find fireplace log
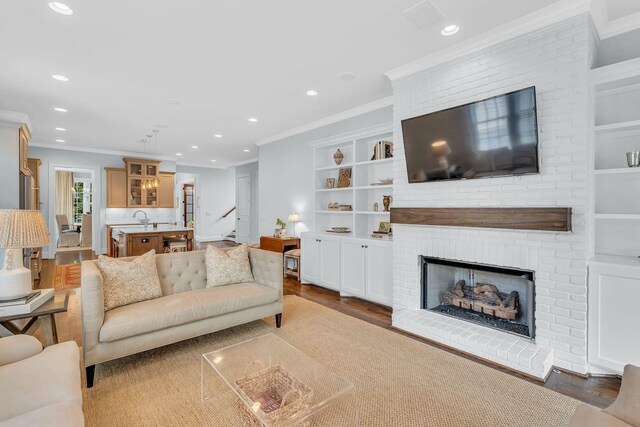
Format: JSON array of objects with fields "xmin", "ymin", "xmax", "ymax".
[
  {"xmin": 476, "ymin": 291, "xmax": 503, "ymax": 305},
  {"xmin": 453, "ymin": 280, "xmax": 465, "ymax": 298},
  {"xmin": 501, "ymin": 291, "xmax": 519, "ymax": 310},
  {"xmin": 450, "ymin": 296, "xmax": 518, "ymax": 320},
  {"xmin": 473, "ymin": 284, "xmax": 499, "ymax": 295}
]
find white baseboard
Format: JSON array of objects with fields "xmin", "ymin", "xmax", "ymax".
[{"xmin": 195, "ymin": 235, "xmax": 224, "ymax": 242}]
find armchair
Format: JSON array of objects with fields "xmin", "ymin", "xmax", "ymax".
[{"xmin": 55, "ymin": 214, "xmax": 80, "ymax": 248}]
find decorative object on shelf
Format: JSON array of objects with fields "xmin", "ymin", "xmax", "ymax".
[
  {"xmin": 372, "ymin": 178, "xmax": 393, "ymax": 186},
  {"xmin": 274, "ymin": 218, "xmax": 287, "ymax": 237},
  {"xmin": 373, "ymin": 202, "xmax": 379, "ymax": 212},
  {"xmin": 327, "ymin": 203, "xmax": 352, "ymax": 211},
  {"xmin": 325, "ymin": 178, "xmax": 336, "ymax": 189},
  {"xmin": 0, "ymin": 210, "xmax": 51, "ymax": 301},
  {"xmin": 141, "ymin": 176, "xmax": 159, "ymax": 190},
  {"xmin": 382, "ymin": 195, "xmax": 393, "ymax": 212},
  {"xmin": 337, "ymin": 168, "xmax": 352, "ymax": 188},
  {"xmin": 378, "ymin": 221, "xmax": 392, "ymax": 234},
  {"xmin": 333, "ymin": 149, "xmax": 344, "ymax": 165},
  {"xmin": 287, "ymin": 212, "xmax": 301, "ymax": 236},
  {"xmin": 328, "ymin": 202, "xmax": 340, "ymax": 210},
  {"xmin": 371, "ymin": 141, "xmax": 394, "ymax": 160},
  {"xmin": 325, "ymin": 227, "xmax": 351, "ymax": 233},
  {"xmin": 627, "ymin": 151, "xmax": 640, "ymax": 167}
]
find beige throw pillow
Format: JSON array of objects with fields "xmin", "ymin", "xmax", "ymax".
[
  {"xmin": 98, "ymin": 250, "xmax": 163, "ymax": 311},
  {"xmin": 205, "ymin": 244, "xmax": 254, "ymax": 287}
]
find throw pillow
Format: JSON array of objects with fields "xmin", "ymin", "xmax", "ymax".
[
  {"xmin": 98, "ymin": 249, "xmax": 163, "ymax": 311},
  {"xmin": 205, "ymin": 244, "xmax": 254, "ymax": 287}
]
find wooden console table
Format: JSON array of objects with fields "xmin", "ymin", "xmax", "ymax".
[{"xmin": 259, "ymin": 236, "xmax": 300, "ymax": 253}]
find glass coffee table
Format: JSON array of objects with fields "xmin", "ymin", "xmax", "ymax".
[{"xmin": 202, "ymin": 333, "xmax": 357, "ymax": 426}]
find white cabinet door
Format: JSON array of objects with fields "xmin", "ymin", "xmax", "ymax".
[
  {"xmin": 340, "ymin": 239, "xmax": 366, "ymax": 297},
  {"xmin": 366, "ymin": 241, "xmax": 393, "ymax": 306},
  {"xmin": 300, "ymin": 235, "xmax": 320, "ymax": 284},
  {"xmin": 319, "ymin": 236, "xmax": 341, "ymax": 290},
  {"xmin": 589, "ymin": 263, "xmax": 640, "ymax": 374}
]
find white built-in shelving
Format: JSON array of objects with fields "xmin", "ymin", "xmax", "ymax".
[
  {"xmin": 311, "ymin": 124, "xmax": 394, "ymax": 240},
  {"xmin": 592, "ymin": 57, "xmax": 640, "ymax": 261}
]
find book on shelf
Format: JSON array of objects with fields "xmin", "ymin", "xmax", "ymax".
[
  {"xmin": 0, "ymin": 289, "xmax": 54, "ymax": 316},
  {"xmin": 0, "ymin": 290, "xmax": 41, "ymax": 307}
]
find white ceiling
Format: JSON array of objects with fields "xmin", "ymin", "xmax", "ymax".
[
  {"xmin": 0, "ymin": 0, "xmax": 632, "ymax": 168},
  {"xmin": 606, "ymin": 0, "xmax": 640, "ymax": 21}
]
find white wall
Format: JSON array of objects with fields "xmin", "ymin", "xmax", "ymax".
[
  {"xmin": 29, "ymin": 146, "xmax": 177, "ymax": 256},
  {"xmin": 175, "ymin": 165, "xmax": 236, "ymax": 241},
  {"xmin": 235, "ymin": 161, "xmax": 259, "ymax": 243},
  {"xmin": 390, "ymin": 15, "xmax": 594, "ymax": 374},
  {"xmin": 258, "ymin": 106, "xmax": 393, "ymax": 237}
]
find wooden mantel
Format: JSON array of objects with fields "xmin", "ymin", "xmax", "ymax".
[{"xmin": 390, "ymin": 207, "xmax": 572, "ymax": 232}]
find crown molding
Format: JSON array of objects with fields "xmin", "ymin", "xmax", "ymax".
[
  {"xmin": 29, "ymin": 141, "xmax": 177, "ymax": 161},
  {"xmin": 599, "ymin": 11, "xmax": 640, "ymax": 39},
  {"xmin": 231, "ymin": 157, "xmax": 259, "ymax": 167},
  {"xmin": 254, "ymin": 96, "xmax": 393, "ymax": 147},
  {"xmin": 385, "ymin": 0, "xmax": 591, "ymax": 81},
  {"xmin": 175, "ymin": 161, "xmax": 225, "ymax": 170},
  {"xmin": 0, "ymin": 109, "xmax": 31, "ymax": 130},
  {"xmin": 309, "ymin": 122, "xmax": 393, "ymax": 148}
]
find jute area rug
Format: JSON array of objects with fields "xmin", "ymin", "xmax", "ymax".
[{"xmin": 83, "ymin": 295, "xmax": 580, "ymax": 426}]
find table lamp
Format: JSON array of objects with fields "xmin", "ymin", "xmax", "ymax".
[
  {"xmin": 0, "ymin": 209, "xmax": 51, "ymax": 301},
  {"xmin": 288, "ymin": 212, "xmax": 301, "ymax": 237}
]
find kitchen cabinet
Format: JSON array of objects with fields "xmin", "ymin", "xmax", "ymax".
[
  {"xmin": 18, "ymin": 125, "xmax": 30, "ymax": 176},
  {"xmin": 106, "ymin": 168, "xmax": 127, "ymax": 208},
  {"xmin": 158, "ymin": 172, "xmax": 175, "ymax": 208},
  {"xmin": 301, "ymin": 233, "xmax": 341, "ymax": 291},
  {"xmin": 588, "ymin": 257, "xmax": 640, "ymax": 374},
  {"xmin": 340, "ymin": 238, "xmax": 392, "ymax": 306},
  {"xmin": 26, "ymin": 158, "xmax": 41, "ymax": 210}
]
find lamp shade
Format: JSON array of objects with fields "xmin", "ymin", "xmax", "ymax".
[
  {"xmin": 431, "ymin": 140, "xmax": 452, "ymax": 157},
  {"xmin": 0, "ymin": 209, "xmax": 51, "ymax": 249},
  {"xmin": 287, "ymin": 212, "xmax": 300, "ymax": 223}
]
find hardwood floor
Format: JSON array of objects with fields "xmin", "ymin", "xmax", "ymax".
[{"xmin": 21, "ymin": 248, "xmax": 620, "ymax": 410}]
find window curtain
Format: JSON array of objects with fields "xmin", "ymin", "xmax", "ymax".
[{"xmin": 55, "ymin": 171, "xmax": 74, "ymax": 224}]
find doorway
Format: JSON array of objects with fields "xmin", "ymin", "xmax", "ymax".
[
  {"xmin": 183, "ymin": 183, "xmax": 194, "ymax": 227},
  {"xmin": 235, "ymin": 173, "xmax": 251, "ymax": 244}
]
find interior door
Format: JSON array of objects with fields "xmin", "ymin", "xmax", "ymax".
[
  {"xmin": 340, "ymin": 239, "xmax": 366, "ymax": 297},
  {"xmin": 236, "ymin": 174, "xmax": 251, "ymax": 244},
  {"xmin": 183, "ymin": 184, "xmax": 194, "ymax": 227},
  {"xmin": 366, "ymin": 241, "xmax": 393, "ymax": 306}
]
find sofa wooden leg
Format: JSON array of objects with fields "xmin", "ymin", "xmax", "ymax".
[
  {"xmin": 86, "ymin": 365, "xmax": 96, "ymax": 388},
  {"xmin": 275, "ymin": 313, "xmax": 282, "ymax": 328}
]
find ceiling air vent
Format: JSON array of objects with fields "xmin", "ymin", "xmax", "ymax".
[{"xmin": 402, "ymin": 0, "xmax": 446, "ymax": 31}]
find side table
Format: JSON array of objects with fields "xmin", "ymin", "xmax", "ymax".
[
  {"xmin": 0, "ymin": 290, "xmax": 70, "ymax": 347},
  {"xmin": 259, "ymin": 236, "xmax": 300, "ymax": 254}
]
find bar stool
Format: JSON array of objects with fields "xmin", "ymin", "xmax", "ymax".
[{"xmin": 283, "ymin": 248, "xmax": 301, "ymax": 280}]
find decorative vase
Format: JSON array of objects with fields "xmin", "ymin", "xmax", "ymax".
[
  {"xmin": 274, "ymin": 228, "xmax": 287, "ymax": 237},
  {"xmin": 382, "ymin": 195, "xmax": 392, "ymax": 212},
  {"xmin": 373, "ymin": 202, "xmax": 379, "ymax": 212},
  {"xmin": 333, "ymin": 149, "xmax": 344, "ymax": 165}
]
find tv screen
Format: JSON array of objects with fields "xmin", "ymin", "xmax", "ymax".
[{"xmin": 401, "ymin": 87, "xmax": 539, "ymax": 183}]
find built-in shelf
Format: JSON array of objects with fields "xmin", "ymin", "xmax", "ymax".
[
  {"xmin": 315, "ymin": 187, "xmax": 353, "ymax": 192},
  {"xmin": 354, "ymin": 185, "xmax": 393, "ymax": 190},
  {"xmin": 593, "ymin": 57, "xmax": 640, "ymax": 90},
  {"xmin": 315, "ymin": 163, "xmax": 353, "ymax": 172},
  {"xmin": 595, "ymin": 120, "xmax": 640, "ymax": 135},
  {"xmin": 591, "ymin": 254, "xmax": 640, "ymax": 269},
  {"xmin": 595, "ymin": 213, "xmax": 640, "ymax": 220},
  {"xmin": 354, "ymin": 211, "xmax": 391, "ymax": 215},
  {"xmin": 595, "ymin": 167, "xmax": 640, "ymax": 175},
  {"xmin": 355, "ymin": 158, "xmax": 394, "ymax": 166},
  {"xmin": 315, "ymin": 210, "xmax": 353, "ymax": 214}
]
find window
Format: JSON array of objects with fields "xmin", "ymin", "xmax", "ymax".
[{"xmin": 72, "ymin": 180, "xmax": 93, "ymax": 224}]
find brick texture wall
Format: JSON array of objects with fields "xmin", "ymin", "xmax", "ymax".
[{"xmin": 390, "ymin": 15, "xmax": 594, "ymax": 374}]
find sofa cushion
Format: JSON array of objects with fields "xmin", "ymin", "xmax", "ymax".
[
  {"xmin": 98, "ymin": 250, "xmax": 163, "ymax": 311},
  {"xmin": 99, "ymin": 282, "xmax": 278, "ymax": 343},
  {"xmin": 604, "ymin": 365, "xmax": 640, "ymax": 427},
  {"xmin": 570, "ymin": 405, "xmax": 631, "ymax": 427},
  {"xmin": 0, "ymin": 341, "xmax": 81, "ymax": 423},
  {"xmin": 0, "ymin": 402, "xmax": 84, "ymax": 427},
  {"xmin": 205, "ymin": 244, "xmax": 254, "ymax": 287}
]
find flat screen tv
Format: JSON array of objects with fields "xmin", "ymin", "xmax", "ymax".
[{"xmin": 401, "ymin": 87, "xmax": 539, "ymax": 183}]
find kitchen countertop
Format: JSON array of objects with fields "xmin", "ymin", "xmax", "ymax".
[{"xmin": 112, "ymin": 225, "xmax": 194, "ymax": 235}]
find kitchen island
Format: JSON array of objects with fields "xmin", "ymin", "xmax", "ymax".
[{"xmin": 110, "ymin": 225, "xmax": 194, "ymax": 257}]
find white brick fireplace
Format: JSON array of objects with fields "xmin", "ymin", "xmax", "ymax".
[{"xmin": 389, "ymin": 15, "xmax": 594, "ymax": 379}]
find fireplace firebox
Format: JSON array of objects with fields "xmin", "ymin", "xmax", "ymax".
[{"xmin": 421, "ymin": 257, "xmax": 535, "ymax": 339}]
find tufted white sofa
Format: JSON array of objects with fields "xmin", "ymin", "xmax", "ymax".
[{"xmin": 81, "ymin": 247, "xmax": 283, "ymax": 387}]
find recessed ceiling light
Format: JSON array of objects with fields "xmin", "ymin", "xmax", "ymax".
[
  {"xmin": 52, "ymin": 74, "xmax": 69, "ymax": 82},
  {"xmin": 441, "ymin": 24, "xmax": 460, "ymax": 36},
  {"xmin": 168, "ymin": 100, "xmax": 181, "ymax": 106},
  {"xmin": 248, "ymin": 117, "xmax": 258, "ymax": 122},
  {"xmin": 191, "ymin": 145, "xmax": 199, "ymax": 149},
  {"xmin": 55, "ymin": 127, "xmax": 66, "ymax": 131},
  {"xmin": 306, "ymin": 90, "xmax": 318, "ymax": 96},
  {"xmin": 48, "ymin": 2, "xmax": 73, "ymax": 15},
  {"xmin": 210, "ymin": 159, "xmax": 217, "ymax": 162},
  {"xmin": 176, "ymin": 153, "xmax": 182, "ymax": 156},
  {"xmin": 243, "ymin": 149, "xmax": 251, "ymax": 152},
  {"xmin": 340, "ymin": 72, "xmax": 356, "ymax": 81},
  {"xmin": 54, "ymin": 107, "xmax": 67, "ymax": 112},
  {"xmin": 56, "ymin": 139, "xmax": 65, "ymax": 143},
  {"xmin": 214, "ymin": 134, "xmax": 223, "ymax": 138}
]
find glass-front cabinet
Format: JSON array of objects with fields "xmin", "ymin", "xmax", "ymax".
[{"xmin": 124, "ymin": 158, "xmax": 160, "ymax": 208}]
